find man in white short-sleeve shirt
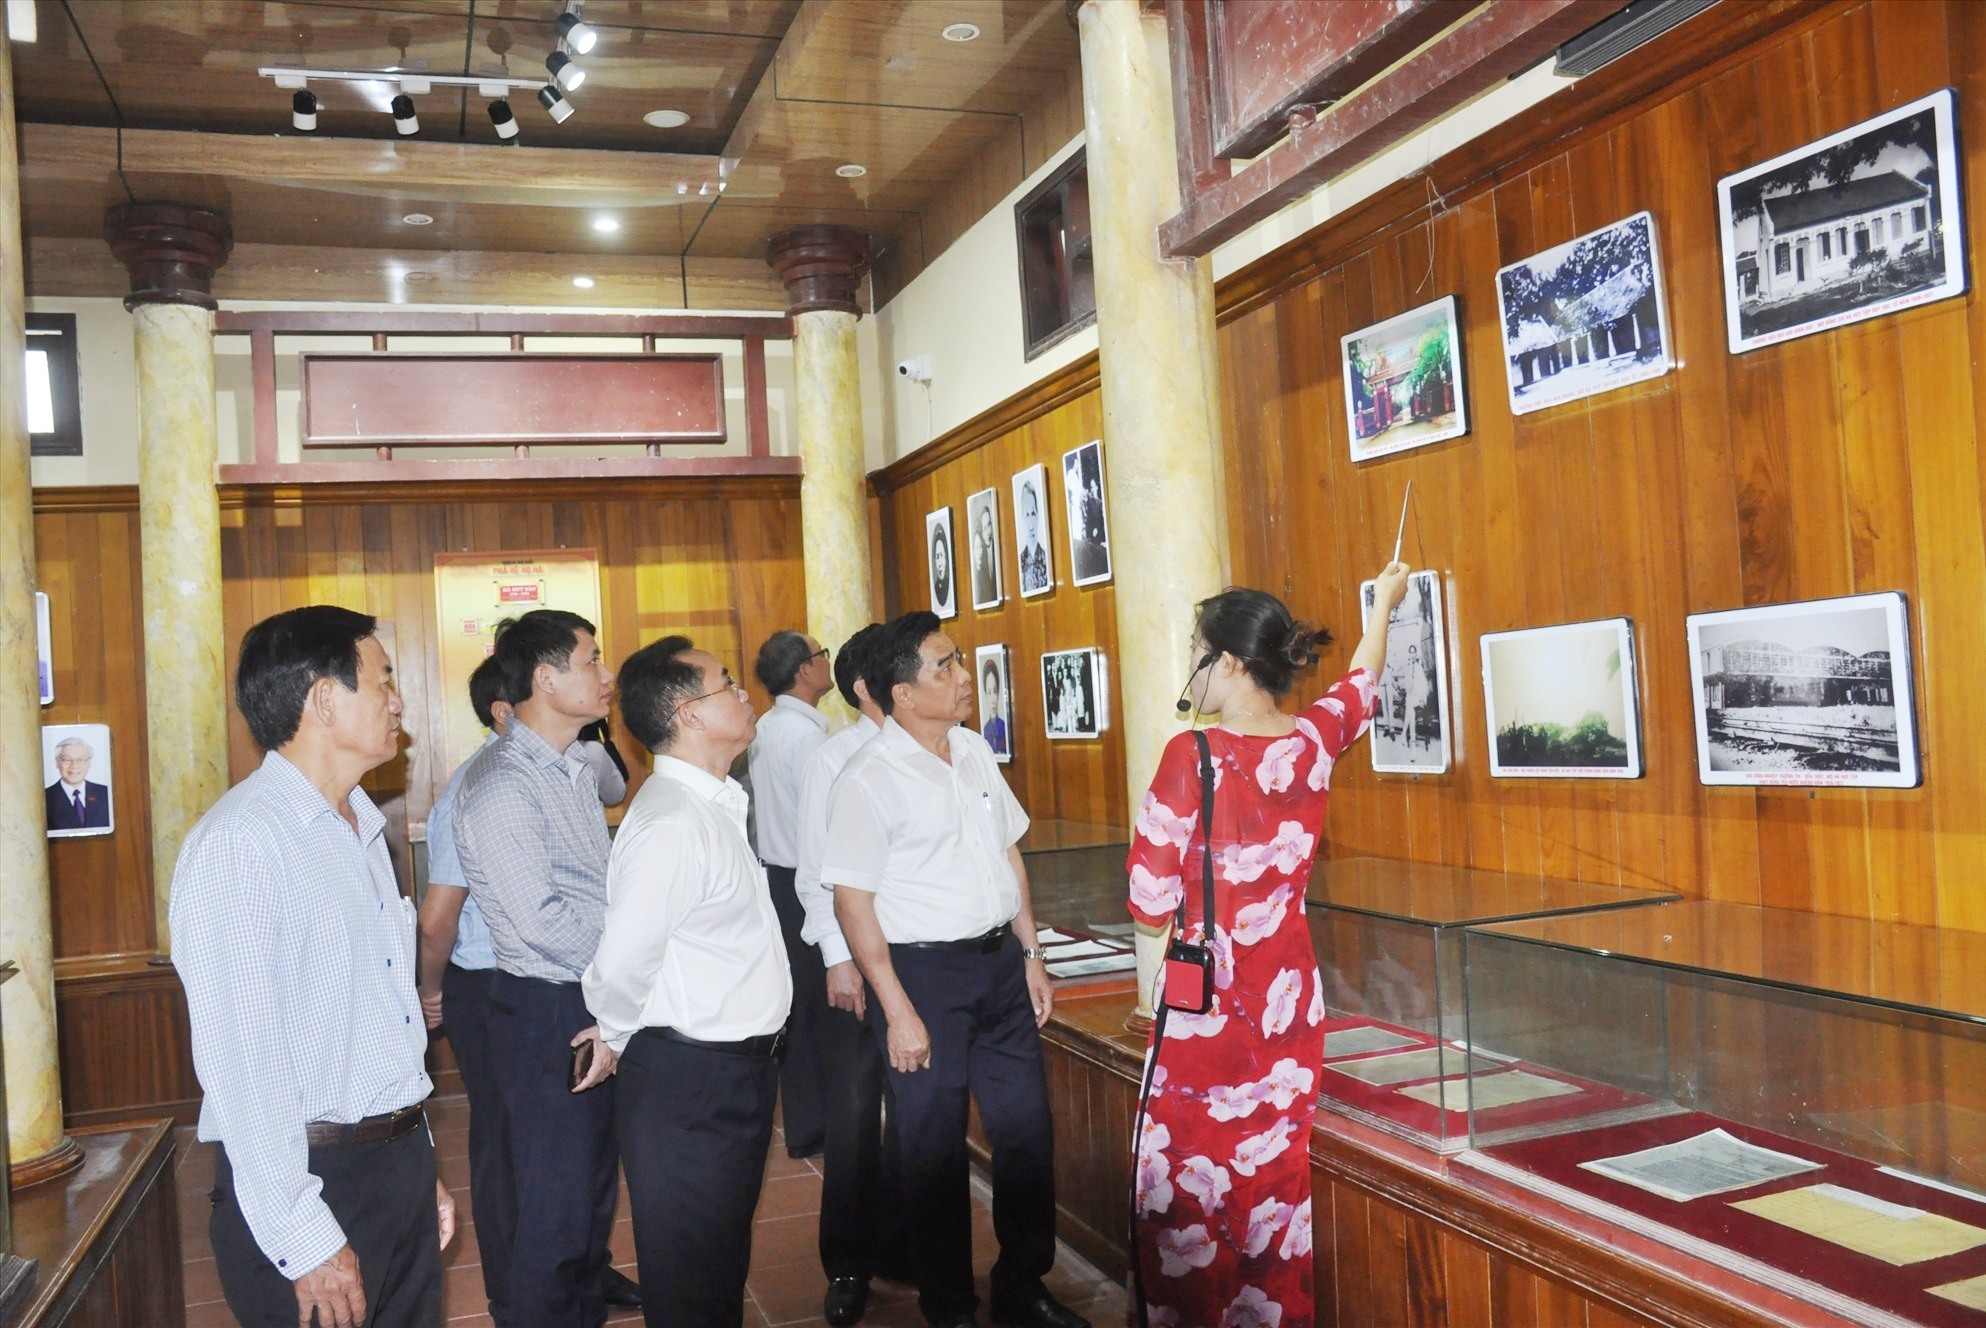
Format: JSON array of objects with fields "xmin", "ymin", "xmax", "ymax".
[{"xmin": 822, "ymin": 613, "xmax": 1087, "ymax": 1328}]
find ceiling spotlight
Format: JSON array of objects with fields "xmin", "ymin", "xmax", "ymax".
[
  {"xmin": 538, "ymin": 84, "xmax": 576, "ymax": 123},
  {"xmin": 390, "ymin": 93, "xmax": 419, "ymax": 135},
  {"xmin": 555, "ymin": 12, "xmax": 598, "ymax": 55},
  {"xmin": 835, "ymin": 163, "xmax": 867, "ymax": 178},
  {"xmin": 291, "ymin": 89, "xmax": 319, "ymax": 132},
  {"xmin": 401, "ymin": 212, "xmax": 435, "ymax": 226},
  {"xmin": 591, "ymin": 216, "xmax": 620, "ymax": 234},
  {"xmin": 643, "ymin": 108, "xmax": 690, "ymax": 129},
  {"xmin": 942, "ymin": 22, "xmax": 981, "ymax": 41},
  {"xmin": 488, "ymin": 98, "xmax": 519, "ymax": 142},
  {"xmin": 572, "ymin": 275, "xmax": 596, "ymax": 289},
  {"xmin": 546, "ymin": 51, "xmax": 586, "ymax": 92}
]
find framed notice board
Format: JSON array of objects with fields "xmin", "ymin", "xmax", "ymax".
[{"xmin": 433, "ymin": 549, "xmax": 603, "ymax": 776}]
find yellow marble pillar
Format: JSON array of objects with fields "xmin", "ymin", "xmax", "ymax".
[
  {"xmin": 766, "ymin": 226, "xmax": 874, "ymax": 728},
  {"xmin": 105, "ymin": 205, "xmax": 233, "ymax": 952},
  {"xmin": 1077, "ymin": 1, "xmax": 1230, "ymax": 811},
  {"xmin": 0, "ymin": 31, "xmax": 79, "ymax": 1185}
]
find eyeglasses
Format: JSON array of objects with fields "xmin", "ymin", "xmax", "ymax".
[
  {"xmin": 805, "ymin": 646, "xmax": 830, "ymax": 664},
  {"xmin": 674, "ymin": 672, "xmax": 749, "ymax": 712}
]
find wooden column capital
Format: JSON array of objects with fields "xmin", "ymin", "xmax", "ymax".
[
  {"xmin": 103, "ymin": 203, "xmax": 234, "ymax": 312},
  {"xmin": 765, "ymin": 225, "xmax": 871, "ymax": 317}
]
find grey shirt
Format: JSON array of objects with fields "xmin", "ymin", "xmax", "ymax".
[{"xmin": 455, "ymin": 719, "xmax": 612, "ymax": 982}]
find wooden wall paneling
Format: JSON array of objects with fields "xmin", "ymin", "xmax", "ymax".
[
  {"xmin": 1438, "ymin": 1228, "xmax": 1492, "ymax": 1326},
  {"xmin": 1363, "ymin": 1195, "xmax": 1412, "ymax": 1327}
]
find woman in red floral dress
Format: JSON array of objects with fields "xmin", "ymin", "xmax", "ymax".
[{"xmin": 1127, "ymin": 564, "xmax": 1409, "ymax": 1328}]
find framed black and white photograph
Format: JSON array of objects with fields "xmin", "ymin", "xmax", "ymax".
[
  {"xmin": 1042, "ymin": 647, "xmax": 1104, "ymax": 740},
  {"xmin": 1481, "ymin": 618, "xmax": 1642, "ymax": 779},
  {"xmin": 976, "ymin": 643, "xmax": 1014, "ymax": 763},
  {"xmin": 1012, "ymin": 463, "xmax": 1055, "ymax": 599},
  {"xmin": 925, "ymin": 507, "xmax": 957, "ymax": 620},
  {"xmin": 1360, "ymin": 570, "xmax": 1451, "ymax": 773},
  {"xmin": 1686, "ymin": 593, "xmax": 1918, "ymax": 788},
  {"xmin": 1718, "ymin": 89, "xmax": 1964, "ymax": 354},
  {"xmin": 1061, "ymin": 440, "xmax": 1112, "ymax": 587},
  {"xmin": 1496, "ymin": 211, "xmax": 1671, "ymax": 416},
  {"xmin": 966, "ymin": 487, "xmax": 1003, "ymax": 611},
  {"xmin": 42, "ymin": 722, "xmax": 114, "ymax": 838},
  {"xmin": 36, "ymin": 590, "xmax": 53, "ymax": 706},
  {"xmin": 1342, "ymin": 296, "xmax": 1467, "ymax": 462}
]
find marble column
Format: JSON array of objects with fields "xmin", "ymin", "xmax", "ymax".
[
  {"xmin": 104, "ymin": 204, "xmax": 233, "ymax": 953},
  {"xmin": 0, "ymin": 31, "xmax": 80, "ymax": 1186},
  {"xmin": 1078, "ymin": 0, "xmax": 1230, "ymax": 1024},
  {"xmin": 766, "ymin": 226, "xmax": 874, "ymax": 728}
]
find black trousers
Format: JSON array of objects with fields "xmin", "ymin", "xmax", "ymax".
[
  {"xmin": 873, "ymin": 934, "xmax": 1057, "ymax": 1317},
  {"xmin": 616, "ymin": 1029, "xmax": 780, "ymax": 1328},
  {"xmin": 443, "ymin": 962, "xmax": 516, "ymax": 1326},
  {"xmin": 210, "ymin": 1124, "xmax": 439, "ymax": 1327},
  {"xmin": 765, "ymin": 864, "xmax": 828, "ymax": 1156},
  {"xmin": 488, "ymin": 970, "xmax": 619, "ymax": 1328},
  {"xmin": 818, "ymin": 989, "xmax": 905, "ymax": 1280}
]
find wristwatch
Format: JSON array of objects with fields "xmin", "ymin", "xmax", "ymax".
[{"xmin": 1021, "ymin": 946, "xmax": 1045, "ymax": 961}]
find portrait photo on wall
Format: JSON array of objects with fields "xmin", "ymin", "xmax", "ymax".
[
  {"xmin": 966, "ymin": 487, "xmax": 1004, "ymax": 610},
  {"xmin": 42, "ymin": 722, "xmax": 113, "ymax": 838},
  {"xmin": 1342, "ymin": 296, "xmax": 1468, "ymax": 462},
  {"xmin": 1686, "ymin": 592, "xmax": 1919, "ymax": 788},
  {"xmin": 1481, "ymin": 617, "xmax": 1643, "ymax": 779},
  {"xmin": 1360, "ymin": 569, "xmax": 1451, "ymax": 773},
  {"xmin": 1012, "ymin": 463, "xmax": 1055, "ymax": 598},
  {"xmin": 976, "ymin": 643, "xmax": 1014, "ymax": 763},
  {"xmin": 1041, "ymin": 647, "xmax": 1104, "ymax": 740},
  {"xmin": 925, "ymin": 506, "xmax": 958, "ymax": 620},
  {"xmin": 1719, "ymin": 88, "xmax": 1964, "ymax": 354},
  {"xmin": 1061, "ymin": 439, "xmax": 1112, "ymax": 587},
  {"xmin": 1496, "ymin": 210, "xmax": 1671, "ymax": 417}
]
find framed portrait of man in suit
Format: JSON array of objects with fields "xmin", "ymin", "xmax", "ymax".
[{"xmin": 42, "ymin": 722, "xmax": 114, "ymax": 838}]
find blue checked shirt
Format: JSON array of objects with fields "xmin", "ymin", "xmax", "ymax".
[
  {"xmin": 454, "ymin": 719, "xmax": 612, "ymax": 981},
  {"xmin": 170, "ymin": 751, "xmax": 431, "ymax": 1280},
  {"xmin": 424, "ymin": 734, "xmax": 497, "ymax": 970}
]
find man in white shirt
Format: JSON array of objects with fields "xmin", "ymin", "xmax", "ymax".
[
  {"xmin": 173, "ymin": 605, "xmax": 453, "ymax": 1328},
  {"xmin": 746, "ymin": 629, "xmax": 833, "ymax": 1158},
  {"xmin": 823, "ymin": 613, "xmax": 1086, "ymax": 1328},
  {"xmin": 584, "ymin": 635, "xmax": 793, "ymax": 1326},
  {"xmin": 793, "ymin": 624, "xmax": 904, "ymax": 1326}
]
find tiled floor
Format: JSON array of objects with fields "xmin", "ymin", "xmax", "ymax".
[{"xmin": 177, "ymin": 1093, "xmax": 1129, "ymax": 1327}]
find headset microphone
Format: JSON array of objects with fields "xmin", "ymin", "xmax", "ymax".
[{"xmin": 1175, "ymin": 653, "xmax": 1216, "ymax": 714}]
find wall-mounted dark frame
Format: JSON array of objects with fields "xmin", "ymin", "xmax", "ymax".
[
  {"xmin": 1015, "ymin": 150, "xmax": 1095, "ymax": 361},
  {"xmin": 26, "ymin": 313, "xmax": 82, "ymax": 458}
]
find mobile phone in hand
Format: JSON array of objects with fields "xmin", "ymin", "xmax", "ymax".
[{"xmin": 569, "ymin": 1039, "xmax": 595, "ymax": 1090}]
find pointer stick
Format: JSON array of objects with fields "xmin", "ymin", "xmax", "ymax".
[{"xmin": 1391, "ymin": 480, "xmax": 1413, "ymax": 566}]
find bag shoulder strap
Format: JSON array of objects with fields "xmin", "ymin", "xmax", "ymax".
[{"xmin": 1186, "ymin": 731, "xmax": 1217, "ymax": 935}]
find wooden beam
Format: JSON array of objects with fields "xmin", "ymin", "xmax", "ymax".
[
  {"xmin": 1161, "ymin": 0, "xmax": 1626, "ymax": 258},
  {"xmin": 215, "ymin": 456, "xmax": 802, "ymax": 486},
  {"xmin": 212, "ymin": 310, "xmax": 791, "ymax": 340}
]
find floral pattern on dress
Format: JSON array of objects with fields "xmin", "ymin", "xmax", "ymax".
[{"xmin": 1128, "ymin": 670, "xmax": 1376, "ymax": 1327}]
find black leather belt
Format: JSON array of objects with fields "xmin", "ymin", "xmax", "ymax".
[
  {"xmin": 652, "ymin": 1025, "xmax": 786, "ymax": 1059},
  {"xmin": 893, "ymin": 922, "xmax": 1012, "ymax": 954},
  {"xmin": 305, "ymin": 1104, "xmax": 425, "ymax": 1148}
]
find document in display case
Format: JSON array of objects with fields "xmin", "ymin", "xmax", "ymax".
[
  {"xmin": 1305, "ymin": 857, "xmax": 1677, "ymax": 1152},
  {"xmin": 1461, "ymin": 901, "xmax": 1986, "ymax": 1327}
]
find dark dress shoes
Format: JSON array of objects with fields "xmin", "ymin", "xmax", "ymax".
[
  {"xmin": 824, "ymin": 1276, "xmax": 871, "ymax": 1326},
  {"xmin": 601, "ymin": 1265, "xmax": 643, "ymax": 1310},
  {"xmin": 989, "ymin": 1293, "xmax": 1090, "ymax": 1328}
]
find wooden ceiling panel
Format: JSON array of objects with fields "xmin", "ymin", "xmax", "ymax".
[
  {"xmin": 773, "ymin": 0, "xmax": 1076, "ymax": 116},
  {"xmin": 684, "ymin": 200, "xmax": 917, "ymax": 260},
  {"xmin": 723, "ymin": 100, "xmax": 1023, "ymax": 214},
  {"xmin": 471, "ymin": 0, "xmax": 802, "ymax": 39}
]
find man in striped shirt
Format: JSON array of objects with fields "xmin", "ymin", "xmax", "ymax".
[{"xmin": 172, "ymin": 605, "xmax": 453, "ymax": 1328}]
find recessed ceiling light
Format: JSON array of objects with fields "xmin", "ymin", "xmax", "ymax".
[
  {"xmin": 401, "ymin": 212, "xmax": 435, "ymax": 226},
  {"xmin": 405, "ymin": 270, "xmax": 435, "ymax": 284},
  {"xmin": 835, "ymin": 163, "xmax": 867, "ymax": 178},
  {"xmin": 591, "ymin": 216, "xmax": 621, "ymax": 234},
  {"xmin": 572, "ymin": 275, "xmax": 596, "ymax": 289},
  {"xmin": 643, "ymin": 108, "xmax": 690, "ymax": 129},
  {"xmin": 941, "ymin": 22, "xmax": 980, "ymax": 42}
]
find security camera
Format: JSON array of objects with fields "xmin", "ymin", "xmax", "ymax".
[{"xmin": 896, "ymin": 355, "xmax": 932, "ymax": 384}]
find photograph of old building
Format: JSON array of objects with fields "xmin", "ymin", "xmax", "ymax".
[
  {"xmin": 1342, "ymin": 297, "xmax": 1467, "ymax": 462},
  {"xmin": 1496, "ymin": 212, "xmax": 1671, "ymax": 416},
  {"xmin": 1719, "ymin": 88, "xmax": 1963, "ymax": 352}
]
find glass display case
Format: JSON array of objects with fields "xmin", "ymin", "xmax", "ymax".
[
  {"xmin": 1020, "ymin": 820, "xmax": 1138, "ymax": 981},
  {"xmin": 1306, "ymin": 857, "xmax": 1678, "ymax": 1152},
  {"xmin": 1461, "ymin": 901, "xmax": 1986, "ymax": 1327}
]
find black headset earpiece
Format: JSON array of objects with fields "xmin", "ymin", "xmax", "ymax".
[{"xmin": 1175, "ymin": 652, "xmax": 1218, "ymax": 714}]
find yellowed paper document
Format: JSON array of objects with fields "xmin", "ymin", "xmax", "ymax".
[
  {"xmin": 1731, "ymin": 1184, "xmax": 1986, "ymax": 1266},
  {"xmin": 1397, "ymin": 1069, "xmax": 1582, "ymax": 1113},
  {"xmin": 1928, "ymin": 1273, "xmax": 1986, "ymax": 1312}
]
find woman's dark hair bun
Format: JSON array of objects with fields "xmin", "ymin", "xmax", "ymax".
[
  {"xmin": 1280, "ymin": 621, "xmax": 1329, "ymax": 670},
  {"xmin": 1194, "ymin": 587, "xmax": 1333, "ymax": 698}
]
